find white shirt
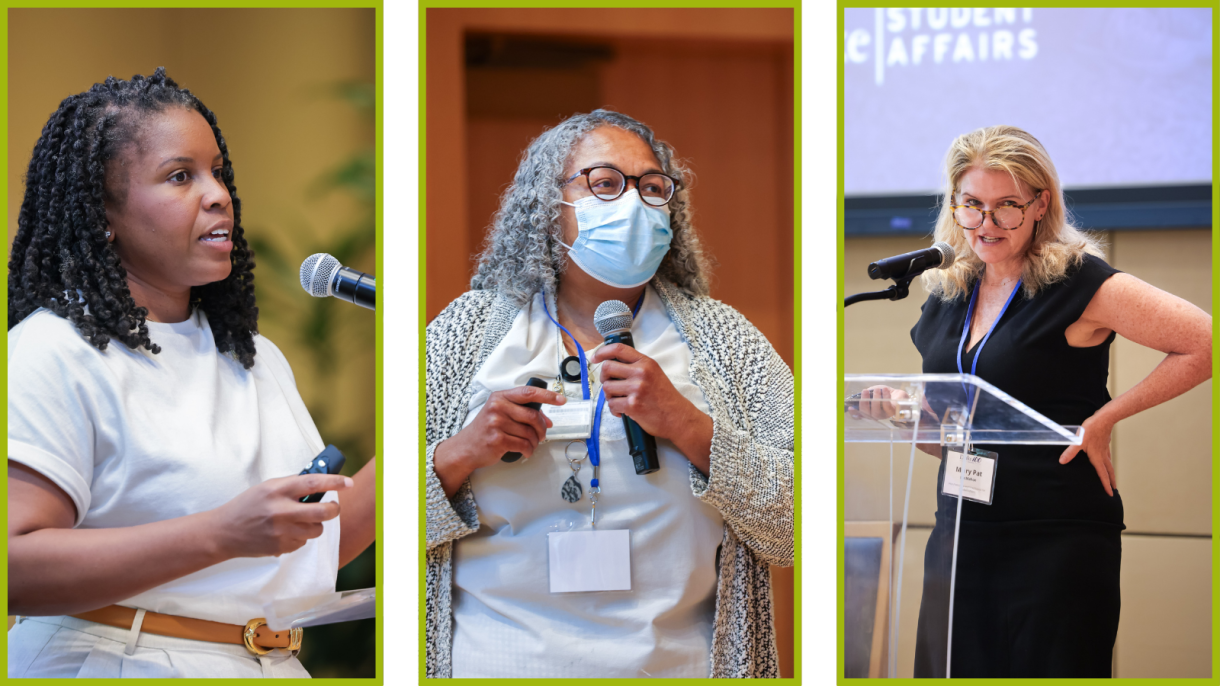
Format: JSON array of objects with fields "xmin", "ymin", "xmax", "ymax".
[
  {"xmin": 451, "ymin": 287, "xmax": 725, "ymax": 678},
  {"xmin": 7, "ymin": 308, "xmax": 339, "ymax": 625}
]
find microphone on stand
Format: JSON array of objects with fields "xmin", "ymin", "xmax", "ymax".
[
  {"xmin": 867, "ymin": 241, "xmax": 956, "ymax": 280},
  {"xmin": 300, "ymin": 253, "xmax": 376, "ymax": 310},
  {"xmin": 847, "ymin": 242, "xmax": 956, "ymax": 307},
  {"xmin": 594, "ymin": 300, "xmax": 660, "ymax": 475}
]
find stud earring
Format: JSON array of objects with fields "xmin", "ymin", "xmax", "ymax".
[{"xmin": 105, "ymin": 231, "xmax": 112, "ymax": 239}]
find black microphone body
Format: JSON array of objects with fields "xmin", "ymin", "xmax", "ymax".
[
  {"xmin": 502, "ymin": 377, "xmax": 549, "ymax": 463},
  {"xmin": 868, "ymin": 244, "xmax": 952, "ymax": 280},
  {"xmin": 332, "ymin": 266, "xmax": 376, "ymax": 310},
  {"xmin": 601, "ymin": 326, "xmax": 660, "ymax": 476}
]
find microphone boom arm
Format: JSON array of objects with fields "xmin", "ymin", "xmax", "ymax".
[{"xmin": 844, "ymin": 272, "xmax": 918, "ymax": 307}]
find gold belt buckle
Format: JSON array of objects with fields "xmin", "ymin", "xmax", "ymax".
[{"xmin": 243, "ymin": 618, "xmax": 304, "ymax": 657}]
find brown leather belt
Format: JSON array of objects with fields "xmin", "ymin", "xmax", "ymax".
[{"xmin": 72, "ymin": 605, "xmax": 303, "ymax": 656}]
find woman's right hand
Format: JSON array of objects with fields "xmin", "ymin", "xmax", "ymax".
[
  {"xmin": 210, "ymin": 474, "xmax": 352, "ymax": 558},
  {"xmin": 847, "ymin": 385, "xmax": 942, "ymax": 457},
  {"xmin": 848, "ymin": 385, "xmax": 910, "ymax": 421},
  {"xmin": 433, "ymin": 385, "xmax": 567, "ymax": 498}
]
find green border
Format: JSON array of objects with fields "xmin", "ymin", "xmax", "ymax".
[
  {"xmin": 2, "ymin": 3, "xmax": 381, "ymax": 684},
  {"xmin": 837, "ymin": 3, "xmax": 1220, "ymax": 684},
  {"xmin": 0, "ymin": 2, "xmax": 8, "ymax": 676},
  {"xmin": 793, "ymin": 2, "xmax": 803, "ymax": 681},
  {"xmin": 1213, "ymin": 2, "xmax": 1219, "ymax": 683},
  {"xmin": 1210, "ymin": 4, "xmax": 1220, "ymax": 678},
  {"xmin": 418, "ymin": 3, "xmax": 800, "ymax": 683},
  {"xmin": 374, "ymin": 2, "xmax": 384, "ymax": 682},
  {"xmin": 418, "ymin": 2, "xmax": 429, "ymax": 682},
  {"xmin": 836, "ymin": 3, "xmax": 846, "ymax": 683}
]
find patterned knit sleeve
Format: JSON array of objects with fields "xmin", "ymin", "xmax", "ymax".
[
  {"xmin": 685, "ymin": 300, "xmax": 795, "ymax": 568},
  {"xmin": 424, "ymin": 292, "xmax": 489, "ymax": 550}
]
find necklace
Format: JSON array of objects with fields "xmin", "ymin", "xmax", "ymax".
[
  {"xmin": 982, "ymin": 266, "xmax": 1021, "ymax": 289},
  {"xmin": 553, "ymin": 288, "xmax": 605, "ymax": 395},
  {"xmin": 553, "ymin": 303, "xmax": 604, "ymax": 397}
]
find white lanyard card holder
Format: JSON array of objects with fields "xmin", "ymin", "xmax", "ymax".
[
  {"xmin": 547, "ymin": 530, "xmax": 631, "ymax": 593},
  {"xmin": 541, "ymin": 399, "xmax": 596, "ymax": 441},
  {"xmin": 941, "ymin": 447, "xmax": 999, "ymax": 505}
]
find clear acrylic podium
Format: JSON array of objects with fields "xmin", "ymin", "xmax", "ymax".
[{"xmin": 843, "ymin": 374, "xmax": 1082, "ymax": 678}]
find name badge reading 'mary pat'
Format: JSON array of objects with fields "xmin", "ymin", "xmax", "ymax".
[{"xmin": 941, "ymin": 447, "xmax": 999, "ymax": 505}]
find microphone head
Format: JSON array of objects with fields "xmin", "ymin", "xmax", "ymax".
[
  {"xmin": 593, "ymin": 300, "xmax": 633, "ymax": 337},
  {"xmin": 300, "ymin": 253, "xmax": 341, "ymax": 298},
  {"xmin": 932, "ymin": 241, "xmax": 956, "ymax": 269}
]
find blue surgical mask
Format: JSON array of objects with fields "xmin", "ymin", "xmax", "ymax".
[{"xmin": 558, "ymin": 189, "xmax": 673, "ymax": 289}]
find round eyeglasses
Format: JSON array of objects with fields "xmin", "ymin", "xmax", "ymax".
[
  {"xmin": 562, "ymin": 166, "xmax": 678, "ymax": 207},
  {"xmin": 949, "ymin": 190, "xmax": 1043, "ymax": 231}
]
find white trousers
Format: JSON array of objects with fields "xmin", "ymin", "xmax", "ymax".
[{"xmin": 8, "ymin": 615, "xmax": 310, "ymax": 678}]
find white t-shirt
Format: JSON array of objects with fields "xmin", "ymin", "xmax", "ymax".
[
  {"xmin": 7, "ymin": 308, "xmax": 339, "ymax": 625},
  {"xmin": 450, "ymin": 287, "xmax": 725, "ymax": 678}
]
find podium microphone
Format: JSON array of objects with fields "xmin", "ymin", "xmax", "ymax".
[
  {"xmin": 594, "ymin": 300, "xmax": 660, "ymax": 475},
  {"xmin": 868, "ymin": 241, "xmax": 955, "ymax": 280},
  {"xmin": 848, "ymin": 242, "xmax": 955, "ymax": 307},
  {"xmin": 300, "ymin": 253, "xmax": 376, "ymax": 310}
]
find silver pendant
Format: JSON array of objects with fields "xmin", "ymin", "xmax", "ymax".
[{"xmin": 561, "ymin": 474, "xmax": 583, "ymax": 503}]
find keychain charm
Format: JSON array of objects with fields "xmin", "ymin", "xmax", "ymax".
[
  {"xmin": 561, "ymin": 474, "xmax": 583, "ymax": 503},
  {"xmin": 561, "ymin": 441, "xmax": 585, "ymax": 503}
]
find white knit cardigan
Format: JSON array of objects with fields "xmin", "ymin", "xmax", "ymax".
[{"xmin": 424, "ymin": 279, "xmax": 794, "ymax": 678}]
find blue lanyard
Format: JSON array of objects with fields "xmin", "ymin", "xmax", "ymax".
[
  {"xmin": 957, "ymin": 278, "xmax": 1022, "ymax": 402},
  {"xmin": 541, "ymin": 292, "xmax": 645, "ymax": 482}
]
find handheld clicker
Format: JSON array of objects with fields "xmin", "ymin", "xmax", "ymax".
[
  {"xmin": 299, "ymin": 444, "xmax": 347, "ymax": 503},
  {"xmin": 502, "ymin": 377, "xmax": 550, "ymax": 463}
]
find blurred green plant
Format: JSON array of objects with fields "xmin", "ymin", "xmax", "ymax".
[
  {"xmin": 247, "ymin": 79, "xmax": 376, "ymax": 464},
  {"xmin": 245, "ymin": 79, "xmax": 376, "ymax": 679}
]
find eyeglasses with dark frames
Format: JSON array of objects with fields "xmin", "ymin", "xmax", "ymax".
[{"xmin": 562, "ymin": 166, "xmax": 679, "ymax": 207}]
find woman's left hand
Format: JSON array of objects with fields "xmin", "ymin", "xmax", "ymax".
[
  {"xmin": 592, "ymin": 344, "xmax": 698, "ymax": 438},
  {"xmin": 1059, "ymin": 412, "xmax": 1117, "ymax": 496}
]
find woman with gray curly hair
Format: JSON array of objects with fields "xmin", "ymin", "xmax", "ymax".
[{"xmin": 424, "ymin": 110, "xmax": 793, "ymax": 678}]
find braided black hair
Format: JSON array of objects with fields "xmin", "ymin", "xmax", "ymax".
[{"xmin": 8, "ymin": 67, "xmax": 259, "ymax": 368}]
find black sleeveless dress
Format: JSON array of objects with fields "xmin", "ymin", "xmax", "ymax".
[{"xmin": 910, "ymin": 254, "xmax": 1125, "ymax": 678}]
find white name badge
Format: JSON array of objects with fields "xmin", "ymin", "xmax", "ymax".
[
  {"xmin": 541, "ymin": 400, "xmax": 595, "ymax": 441},
  {"xmin": 941, "ymin": 448, "xmax": 999, "ymax": 505},
  {"xmin": 547, "ymin": 530, "xmax": 631, "ymax": 593}
]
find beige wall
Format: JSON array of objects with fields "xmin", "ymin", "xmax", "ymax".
[{"xmin": 844, "ymin": 229, "xmax": 1212, "ymax": 677}]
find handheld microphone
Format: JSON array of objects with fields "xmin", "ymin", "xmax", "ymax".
[
  {"xmin": 868, "ymin": 241, "xmax": 955, "ymax": 280},
  {"xmin": 300, "ymin": 254, "xmax": 376, "ymax": 310},
  {"xmin": 594, "ymin": 300, "xmax": 660, "ymax": 475}
]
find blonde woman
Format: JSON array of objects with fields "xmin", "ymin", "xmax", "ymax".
[{"xmin": 891, "ymin": 126, "xmax": 1210, "ymax": 677}]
